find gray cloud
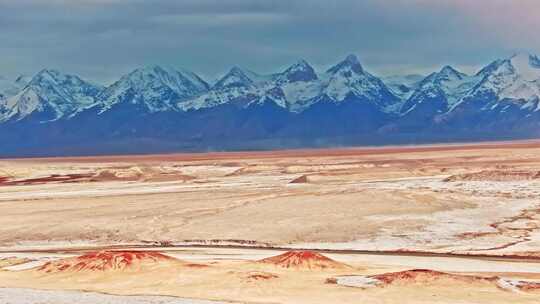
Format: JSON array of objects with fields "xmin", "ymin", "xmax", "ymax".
[{"xmin": 0, "ymin": 0, "xmax": 538, "ymax": 84}]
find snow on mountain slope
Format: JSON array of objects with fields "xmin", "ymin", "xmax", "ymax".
[
  {"xmin": 180, "ymin": 61, "xmax": 320, "ymax": 112},
  {"xmin": 280, "ymin": 81, "xmax": 323, "ymax": 112},
  {"xmin": 0, "ymin": 75, "xmax": 30, "ymax": 100},
  {"xmin": 510, "ymin": 53, "xmax": 540, "ymax": 81},
  {"xmin": 458, "ymin": 53, "xmax": 540, "ymax": 109},
  {"xmin": 179, "ymin": 55, "xmax": 400, "ymax": 113},
  {"xmin": 383, "ymin": 74, "xmax": 424, "ymax": 87},
  {"xmin": 498, "ymin": 54, "xmax": 540, "ymax": 102},
  {"xmin": 212, "ymin": 67, "xmax": 254, "ymax": 90},
  {"xmin": 179, "ymin": 67, "xmax": 261, "ymax": 111},
  {"xmin": 97, "ymin": 65, "xmax": 209, "ymax": 113},
  {"xmin": 275, "ymin": 60, "xmax": 322, "ymax": 112},
  {"xmin": 178, "ymin": 86, "xmax": 261, "ymax": 111},
  {"xmin": 247, "ymin": 86, "xmax": 288, "ymax": 108},
  {"xmin": 4, "ymin": 52, "xmax": 540, "ymax": 128},
  {"xmin": 274, "ymin": 59, "xmax": 318, "ymax": 85},
  {"xmin": 382, "ymin": 74, "xmax": 424, "ymax": 99},
  {"xmin": 0, "ymin": 69, "xmax": 102, "ymax": 122},
  {"xmin": 5, "ymin": 53, "xmax": 540, "ymax": 154},
  {"xmin": 322, "ymin": 55, "xmax": 400, "ymax": 112},
  {"xmin": 401, "ymin": 66, "xmax": 480, "ymax": 115}
]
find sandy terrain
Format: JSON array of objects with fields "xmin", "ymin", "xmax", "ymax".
[
  {"xmin": 2, "ymin": 140, "xmax": 540, "ymax": 302},
  {"xmin": 1, "ymin": 249, "xmax": 540, "ymax": 303}
]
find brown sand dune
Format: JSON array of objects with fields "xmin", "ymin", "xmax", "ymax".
[
  {"xmin": 92, "ymin": 167, "xmax": 196, "ymax": 182},
  {"xmin": 91, "ymin": 169, "xmax": 139, "ymax": 182},
  {"xmin": 444, "ymin": 170, "xmax": 540, "ymax": 182}
]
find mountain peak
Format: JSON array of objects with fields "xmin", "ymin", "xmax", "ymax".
[
  {"xmin": 437, "ymin": 65, "xmax": 466, "ymax": 80},
  {"xmin": 327, "ymin": 54, "xmax": 363, "ymax": 74},
  {"xmin": 287, "ymin": 59, "xmax": 311, "ymax": 71},
  {"xmin": 130, "ymin": 65, "xmax": 175, "ymax": 78},
  {"xmin": 509, "ymin": 52, "xmax": 540, "ymax": 81},
  {"xmin": 213, "ymin": 66, "xmax": 253, "ymax": 89},
  {"xmin": 31, "ymin": 69, "xmax": 62, "ymax": 84},
  {"xmin": 2, "ymin": 68, "xmax": 101, "ymax": 122},
  {"xmin": 276, "ymin": 59, "xmax": 317, "ymax": 83},
  {"xmin": 139, "ymin": 64, "xmax": 164, "ymax": 73},
  {"xmin": 440, "ymin": 65, "xmax": 459, "ymax": 74},
  {"xmin": 229, "ymin": 66, "xmax": 245, "ymax": 74},
  {"xmin": 476, "ymin": 52, "xmax": 540, "ymax": 81},
  {"xmin": 345, "ymin": 54, "xmax": 360, "ymax": 65},
  {"xmin": 509, "ymin": 52, "xmax": 536, "ymax": 67},
  {"xmin": 127, "ymin": 65, "xmax": 209, "ymax": 90},
  {"xmin": 97, "ymin": 65, "xmax": 209, "ymax": 113},
  {"xmin": 37, "ymin": 68, "xmax": 61, "ymax": 76},
  {"xmin": 510, "ymin": 52, "xmax": 536, "ymax": 62},
  {"xmin": 28, "ymin": 69, "xmax": 103, "ymax": 94}
]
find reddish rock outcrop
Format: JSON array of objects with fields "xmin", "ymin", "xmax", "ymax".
[
  {"xmin": 38, "ymin": 251, "xmax": 174, "ymax": 273},
  {"xmin": 290, "ymin": 175, "xmax": 309, "ymax": 184},
  {"xmin": 259, "ymin": 251, "xmax": 349, "ymax": 270},
  {"xmin": 370, "ymin": 269, "xmax": 497, "ymax": 285}
]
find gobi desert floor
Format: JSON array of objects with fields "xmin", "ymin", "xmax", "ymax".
[{"xmin": 2, "ymin": 141, "xmax": 540, "ymax": 303}]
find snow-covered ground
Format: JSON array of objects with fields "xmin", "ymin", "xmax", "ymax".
[
  {"xmin": 291, "ymin": 177, "xmax": 540, "ymax": 253},
  {"xmin": 0, "ymin": 288, "xmax": 229, "ymax": 304}
]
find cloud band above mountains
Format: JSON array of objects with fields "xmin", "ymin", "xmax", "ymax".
[{"xmin": 0, "ymin": 0, "xmax": 538, "ymax": 83}]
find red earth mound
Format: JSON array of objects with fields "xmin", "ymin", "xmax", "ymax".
[
  {"xmin": 38, "ymin": 251, "xmax": 174, "ymax": 273},
  {"xmin": 0, "ymin": 174, "xmax": 93, "ymax": 186},
  {"xmin": 259, "ymin": 251, "xmax": 349, "ymax": 270},
  {"xmin": 370, "ymin": 269, "xmax": 497, "ymax": 285},
  {"xmin": 290, "ymin": 175, "xmax": 309, "ymax": 184}
]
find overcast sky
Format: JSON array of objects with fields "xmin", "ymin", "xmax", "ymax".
[{"xmin": 1, "ymin": 0, "xmax": 539, "ymax": 84}]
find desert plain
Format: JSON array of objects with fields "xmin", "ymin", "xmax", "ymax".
[{"xmin": 2, "ymin": 141, "xmax": 540, "ymax": 303}]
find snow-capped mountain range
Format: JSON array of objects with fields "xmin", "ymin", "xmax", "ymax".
[
  {"xmin": 1, "ymin": 53, "xmax": 540, "ymax": 156},
  {"xmin": 0, "ymin": 69, "xmax": 102, "ymax": 122},
  {"xmin": 96, "ymin": 65, "xmax": 209, "ymax": 114}
]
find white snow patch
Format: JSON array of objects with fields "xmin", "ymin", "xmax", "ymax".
[
  {"xmin": 510, "ymin": 53, "xmax": 540, "ymax": 82},
  {"xmin": 335, "ymin": 275, "xmax": 381, "ymax": 288}
]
